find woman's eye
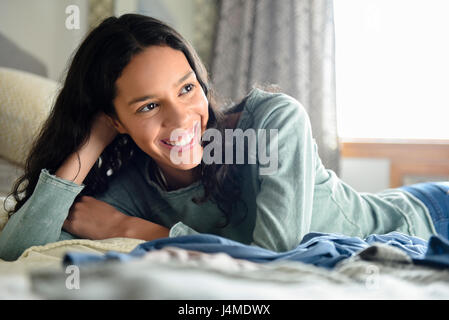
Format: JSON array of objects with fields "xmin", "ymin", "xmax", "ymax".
[
  {"xmin": 181, "ymin": 83, "xmax": 195, "ymax": 95},
  {"xmin": 139, "ymin": 103, "xmax": 158, "ymax": 113},
  {"xmin": 138, "ymin": 84, "xmax": 195, "ymax": 114}
]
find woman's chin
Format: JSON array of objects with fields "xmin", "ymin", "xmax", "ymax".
[
  {"xmin": 167, "ymin": 148, "xmax": 203, "ymax": 169},
  {"xmin": 175, "ymin": 162, "xmax": 201, "ymax": 171}
]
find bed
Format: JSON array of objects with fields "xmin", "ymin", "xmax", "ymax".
[
  {"xmin": 1, "ymin": 67, "xmax": 449, "ymax": 301},
  {"xmin": 1, "ymin": 214, "xmax": 449, "ymax": 300}
]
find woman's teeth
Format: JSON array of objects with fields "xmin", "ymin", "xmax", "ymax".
[{"xmin": 165, "ymin": 131, "xmax": 194, "ymax": 146}]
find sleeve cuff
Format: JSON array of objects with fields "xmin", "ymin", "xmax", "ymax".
[
  {"xmin": 40, "ymin": 169, "xmax": 85, "ymax": 192},
  {"xmin": 169, "ymin": 221, "xmax": 200, "ymax": 237}
]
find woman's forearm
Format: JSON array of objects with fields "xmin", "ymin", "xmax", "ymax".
[
  {"xmin": 55, "ymin": 137, "xmax": 105, "ymax": 185},
  {"xmin": 124, "ymin": 217, "xmax": 170, "ymax": 241},
  {"xmin": 55, "ymin": 113, "xmax": 118, "ymax": 185},
  {"xmin": 0, "ymin": 169, "xmax": 84, "ymax": 261}
]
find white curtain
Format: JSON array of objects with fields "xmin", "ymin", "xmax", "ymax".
[{"xmin": 210, "ymin": 0, "xmax": 339, "ymax": 174}]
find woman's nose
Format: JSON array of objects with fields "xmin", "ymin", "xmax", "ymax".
[{"xmin": 163, "ymin": 99, "xmax": 191, "ymax": 128}]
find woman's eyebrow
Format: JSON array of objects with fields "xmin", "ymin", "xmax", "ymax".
[{"xmin": 127, "ymin": 70, "xmax": 195, "ymax": 106}]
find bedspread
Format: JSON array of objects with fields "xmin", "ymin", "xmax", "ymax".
[
  {"xmin": 0, "ymin": 231, "xmax": 448, "ymax": 299},
  {"xmin": 30, "ymin": 241, "xmax": 449, "ymax": 299}
]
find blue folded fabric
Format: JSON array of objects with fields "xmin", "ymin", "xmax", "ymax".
[
  {"xmin": 412, "ymin": 235, "xmax": 449, "ymax": 269},
  {"xmin": 63, "ymin": 231, "xmax": 447, "ymax": 270}
]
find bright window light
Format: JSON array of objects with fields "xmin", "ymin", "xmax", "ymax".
[{"xmin": 334, "ymin": 0, "xmax": 449, "ymax": 140}]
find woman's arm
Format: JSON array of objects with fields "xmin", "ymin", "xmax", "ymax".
[
  {"xmin": 0, "ymin": 169, "xmax": 84, "ymax": 261},
  {"xmin": 62, "ymin": 195, "xmax": 169, "ymax": 241},
  {"xmin": 249, "ymin": 99, "xmax": 316, "ymax": 252},
  {"xmin": 55, "ymin": 113, "xmax": 117, "ymax": 185},
  {"xmin": 0, "ymin": 114, "xmax": 117, "ymax": 261}
]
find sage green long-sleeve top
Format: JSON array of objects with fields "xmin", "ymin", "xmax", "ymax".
[{"xmin": 0, "ymin": 88, "xmax": 437, "ymax": 261}]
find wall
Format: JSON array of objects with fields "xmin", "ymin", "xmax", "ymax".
[
  {"xmin": 0, "ymin": 0, "xmax": 194, "ymax": 81},
  {"xmin": 0, "ymin": 0, "xmax": 88, "ymax": 82}
]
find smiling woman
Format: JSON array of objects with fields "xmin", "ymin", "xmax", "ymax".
[
  {"xmin": 0, "ymin": 14, "xmax": 250, "ymax": 260},
  {"xmin": 0, "ymin": 13, "xmax": 443, "ymax": 262}
]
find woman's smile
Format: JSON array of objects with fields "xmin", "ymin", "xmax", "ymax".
[{"xmin": 160, "ymin": 121, "xmax": 201, "ymax": 152}]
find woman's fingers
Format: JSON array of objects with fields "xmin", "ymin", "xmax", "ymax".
[
  {"xmin": 62, "ymin": 196, "xmax": 129, "ymax": 240},
  {"xmin": 89, "ymin": 113, "xmax": 119, "ymax": 148},
  {"xmin": 62, "ymin": 196, "xmax": 86, "ymax": 234}
]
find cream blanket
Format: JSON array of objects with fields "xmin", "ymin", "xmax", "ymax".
[
  {"xmin": 0, "ymin": 196, "xmax": 143, "ymax": 272},
  {"xmin": 0, "ymin": 197, "xmax": 144, "ymax": 271}
]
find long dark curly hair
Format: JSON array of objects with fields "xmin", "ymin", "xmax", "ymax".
[{"xmin": 5, "ymin": 14, "xmax": 257, "ymax": 228}]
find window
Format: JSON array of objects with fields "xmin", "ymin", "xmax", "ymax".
[{"xmin": 334, "ymin": 0, "xmax": 449, "ymax": 140}]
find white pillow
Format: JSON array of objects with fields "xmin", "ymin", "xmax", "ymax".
[{"xmin": 0, "ymin": 67, "xmax": 59, "ymax": 167}]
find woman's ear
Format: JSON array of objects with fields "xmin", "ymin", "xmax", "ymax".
[{"xmin": 105, "ymin": 114, "xmax": 128, "ymax": 134}]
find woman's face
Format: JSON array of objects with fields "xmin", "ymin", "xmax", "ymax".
[{"xmin": 110, "ymin": 45, "xmax": 209, "ymax": 174}]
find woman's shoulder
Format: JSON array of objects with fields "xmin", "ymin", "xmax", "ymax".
[{"xmin": 239, "ymin": 87, "xmax": 308, "ymax": 130}]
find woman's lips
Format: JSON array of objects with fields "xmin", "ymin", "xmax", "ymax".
[
  {"xmin": 162, "ymin": 123, "xmax": 196, "ymax": 143},
  {"xmin": 160, "ymin": 122, "xmax": 200, "ymax": 151}
]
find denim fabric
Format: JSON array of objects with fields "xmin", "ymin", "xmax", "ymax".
[
  {"xmin": 399, "ymin": 182, "xmax": 449, "ymax": 240},
  {"xmin": 63, "ymin": 231, "xmax": 432, "ymax": 270}
]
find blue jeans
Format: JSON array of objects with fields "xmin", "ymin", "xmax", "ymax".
[{"xmin": 399, "ymin": 182, "xmax": 449, "ymax": 240}]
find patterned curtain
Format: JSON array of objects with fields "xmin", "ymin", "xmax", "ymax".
[
  {"xmin": 210, "ymin": 0, "xmax": 339, "ymax": 174},
  {"xmin": 192, "ymin": 0, "xmax": 219, "ymax": 71}
]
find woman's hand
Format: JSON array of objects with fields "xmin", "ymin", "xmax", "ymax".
[
  {"xmin": 63, "ymin": 196, "xmax": 170, "ymax": 241},
  {"xmin": 88, "ymin": 112, "xmax": 119, "ymax": 150},
  {"xmin": 55, "ymin": 113, "xmax": 118, "ymax": 185},
  {"xmin": 63, "ymin": 196, "xmax": 130, "ymax": 240}
]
